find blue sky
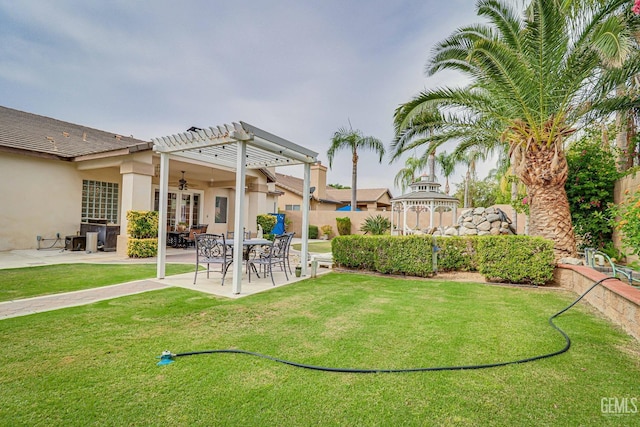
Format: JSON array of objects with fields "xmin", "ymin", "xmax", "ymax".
[{"xmin": 0, "ymin": 0, "xmax": 488, "ymax": 194}]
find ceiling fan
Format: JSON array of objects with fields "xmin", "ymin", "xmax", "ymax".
[{"xmin": 178, "ymin": 171, "xmax": 188, "ymax": 190}]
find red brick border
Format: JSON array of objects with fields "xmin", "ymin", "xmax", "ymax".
[{"xmin": 555, "ymin": 264, "xmax": 640, "ymax": 341}]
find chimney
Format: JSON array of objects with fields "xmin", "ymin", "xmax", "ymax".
[{"xmin": 311, "ymin": 161, "xmax": 327, "ymax": 200}]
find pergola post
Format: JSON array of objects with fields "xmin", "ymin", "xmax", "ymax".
[
  {"xmin": 301, "ymin": 162, "xmax": 311, "ymax": 276},
  {"xmin": 232, "ymin": 139, "xmax": 247, "ymax": 294},
  {"xmin": 157, "ymin": 152, "xmax": 169, "ymax": 279}
]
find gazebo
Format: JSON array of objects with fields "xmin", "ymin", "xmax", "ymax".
[
  {"xmin": 390, "ymin": 154, "xmax": 459, "ymax": 234},
  {"xmin": 152, "ymin": 122, "xmax": 318, "ymax": 294}
]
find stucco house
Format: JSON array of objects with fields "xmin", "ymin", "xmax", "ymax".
[
  {"xmin": 276, "ymin": 162, "xmax": 392, "ymax": 212},
  {"xmin": 0, "ymin": 105, "xmax": 303, "ymax": 254}
]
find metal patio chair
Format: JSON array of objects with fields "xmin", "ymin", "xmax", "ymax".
[{"xmin": 193, "ymin": 233, "xmax": 233, "ymax": 285}]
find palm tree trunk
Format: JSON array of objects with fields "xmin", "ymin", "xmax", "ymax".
[
  {"xmin": 518, "ymin": 143, "xmax": 576, "ymax": 260},
  {"xmin": 463, "ymin": 170, "xmax": 470, "ymax": 208},
  {"xmin": 527, "ymin": 183, "xmax": 575, "ymax": 259},
  {"xmin": 351, "ymin": 149, "xmax": 358, "ymax": 211}
]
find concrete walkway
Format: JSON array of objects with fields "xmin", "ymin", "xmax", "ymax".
[{"xmin": 0, "ymin": 241, "xmax": 332, "ymax": 320}]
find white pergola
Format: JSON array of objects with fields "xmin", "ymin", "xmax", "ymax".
[{"xmin": 152, "ymin": 121, "xmax": 318, "ymax": 294}]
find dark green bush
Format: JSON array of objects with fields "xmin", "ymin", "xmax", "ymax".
[
  {"xmin": 309, "ymin": 225, "xmax": 319, "ymax": 239},
  {"xmin": 375, "ymin": 236, "xmax": 434, "ymax": 276},
  {"xmin": 435, "ymin": 236, "xmax": 479, "ymax": 272},
  {"xmin": 477, "ymin": 236, "xmax": 554, "ymax": 285},
  {"xmin": 332, "ymin": 235, "xmax": 378, "ymax": 270},
  {"xmin": 336, "ymin": 217, "xmax": 351, "ymax": 235},
  {"xmin": 332, "ymin": 234, "xmax": 555, "ymax": 284}
]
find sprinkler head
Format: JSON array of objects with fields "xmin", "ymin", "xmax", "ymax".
[{"xmin": 156, "ymin": 350, "xmax": 175, "ymax": 366}]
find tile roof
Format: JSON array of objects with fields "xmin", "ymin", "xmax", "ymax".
[
  {"xmin": 275, "ymin": 172, "xmax": 392, "ymax": 205},
  {"xmin": 0, "ymin": 105, "xmax": 152, "ymax": 160},
  {"xmin": 326, "ymin": 188, "xmax": 392, "ymax": 204}
]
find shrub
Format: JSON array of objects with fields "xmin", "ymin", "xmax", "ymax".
[
  {"xmin": 127, "ymin": 211, "xmax": 158, "ymax": 239},
  {"xmin": 566, "ymin": 130, "xmax": 619, "ymax": 249},
  {"xmin": 435, "ymin": 236, "xmax": 479, "ymax": 272},
  {"xmin": 332, "ymin": 234, "xmax": 554, "ymax": 284},
  {"xmin": 360, "ymin": 214, "xmax": 391, "ymax": 235},
  {"xmin": 608, "ymin": 184, "xmax": 640, "ymax": 257},
  {"xmin": 257, "ymin": 214, "xmax": 277, "ymax": 234},
  {"xmin": 126, "ymin": 211, "xmax": 159, "ymax": 258},
  {"xmin": 336, "ymin": 217, "xmax": 351, "ymax": 235},
  {"xmin": 332, "ymin": 235, "xmax": 378, "ymax": 270},
  {"xmin": 374, "ymin": 235, "xmax": 434, "ymax": 276},
  {"xmin": 477, "ymin": 236, "xmax": 554, "ymax": 285},
  {"xmin": 320, "ymin": 225, "xmax": 333, "ymax": 237},
  {"xmin": 309, "ymin": 225, "xmax": 319, "ymax": 239},
  {"xmin": 127, "ymin": 238, "xmax": 158, "ymax": 258}
]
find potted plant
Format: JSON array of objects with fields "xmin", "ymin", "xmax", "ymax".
[
  {"xmin": 176, "ymin": 222, "xmax": 187, "ymax": 232},
  {"xmin": 320, "ymin": 225, "xmax": 333, "ymax": 240}
]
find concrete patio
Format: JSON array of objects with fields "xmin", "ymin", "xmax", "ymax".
[{"xmin": 0, "ymin": 241, "xmax": 333, "ymax": 319}]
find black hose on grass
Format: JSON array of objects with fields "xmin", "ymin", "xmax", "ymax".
[{"xmin": 157, "ymin": 277, "xmax": 616, "ymax": 373}]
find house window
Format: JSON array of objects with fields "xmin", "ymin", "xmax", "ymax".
[
  {"xmin": 82, "ymin": 180, "xmax": 119, "ymax": 223},
  {"xmin": 285, "ymin": 204, "xmax": 301, "ymax": 211},
  {"xmin": 215, "ymin": 196, "xmax": 228, "ymax": 223}
]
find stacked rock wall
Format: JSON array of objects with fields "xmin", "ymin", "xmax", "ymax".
[{"xmin": 435, "ymin": 207, "xmax": 516, "ymax": 236}]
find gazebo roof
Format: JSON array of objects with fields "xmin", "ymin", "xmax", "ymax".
[
  {"xmin": 391, "ymin": 175, "xmax": 458, "ymax": 205},
  {"xmin": 152, "ymin": 121, "xmax": 318, "ymax": 168},
  {"xmin": 392, "ymin": 190, "xmax": 459, "ymax": 203}
]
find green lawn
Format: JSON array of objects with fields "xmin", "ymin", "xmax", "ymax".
[
  {"xmin": 292, "ymin": 241, "xmax": 332, "ymax": 253},
  {"xmin": 0, "ymin": 264, "xmax": 195, "ymax": 301},
  {"xmin": 1, "ymin": 272, "xmax": 639, "ymax": 425}
]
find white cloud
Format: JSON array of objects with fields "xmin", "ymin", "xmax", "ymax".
[{"xmin": 0, "ymin": 0, "xmax": 490, "ymax": 194}]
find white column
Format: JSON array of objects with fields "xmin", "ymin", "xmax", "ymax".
[
  {"xmin": 403, "ymin": 202, "xmax": 408, "ymax": 235},
  {"xmin": 301, "ymin": 163, "xmax": 311, "ymax": 276},
  {"xmin": 118, "ymin": 158, "xmax": 154, "ymax": 257},
  {"xmin": 390, "ymin": 201, "xmax": 395, "ymax": 235},
  {"xmin": 429, "ymin": 200, "xmax": 435, "ymax": 228},
  {"xmin": 232, "ymin": 140, "xmax": 247, "ymax": 294},
  {"xmin": 157, "ymin": 153, "xmax": 169, "ymax": 279}
]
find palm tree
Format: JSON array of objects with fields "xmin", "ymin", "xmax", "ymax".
[
  {"xmin": 327, "ymin": 126, "xmax": 385, "ymax": 211},
  {"xmin": 394, "ymin": 154, "xmax": 429, "ymax": 193},
  {"xmin": 434, "ymin": 151, "xmax": 456, "ymax": 195},
  {"xmin": 392, "ymin": 0, "xmax": 635, "ymax": 260}
]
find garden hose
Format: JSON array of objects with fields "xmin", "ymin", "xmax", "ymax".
[{"xmin": 156, "ymin": 277, "xmax": 616, "ymax": 373}]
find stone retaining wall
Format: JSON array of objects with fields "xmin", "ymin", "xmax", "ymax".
[{"xmin": 555, "ymin": 265, "xmax": 640, "ymax": 341}]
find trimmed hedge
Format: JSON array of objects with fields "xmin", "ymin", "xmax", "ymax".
[
  {"xmin": 374, "ymin": 235, "xmax": 434, "ymax": 276},
  {"xmin": 436, "ymin": 236, "xmax": 479, "ymax": 272},
  {"xmin": 257, "ymin": 214, "xmax": 277, "ymax": 234},
  {"xmin": 332, "ymin": 234, "xmax": 555, "ymax": 285},
  {"xmin": 309, "ymin": 225, "xmax": 319, "ymax": 239},
  {"xmin": 332, "ymin": 235, "xmax": 378, "ymax": 270},
  {"xmin": 336, "ymin": 217, "xmax": 351, "ymax": 235},
  {"xmin": 127, "ymin": 238, "xmax": 158, "ymax": 258},
  {"xmin": 478, "ymin": 235, "xmax": 555, "ymax": 285},
  {"xmin": 127, "ymin": 211, "xmax": 159, "ymax": 258}
]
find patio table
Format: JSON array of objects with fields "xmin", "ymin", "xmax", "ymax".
[{"xmin": 226, "ymin": 238, "xmax": 272, "ymax": 277}]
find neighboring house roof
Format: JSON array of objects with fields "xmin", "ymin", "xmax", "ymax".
[
  {"xmin": 0, "ymin": 105, "xmax": 152, "ymax": 160},
  {"xmin": 326, "ymin": 188, "xmax": 393, "ymax": 205},
  {"xmin": 275, "ymin": 172, "xmax": 392, "ymax": 206},
  {"xmin": 275, "ymin": 172, "xmax": 341, "ymax": 204}
]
